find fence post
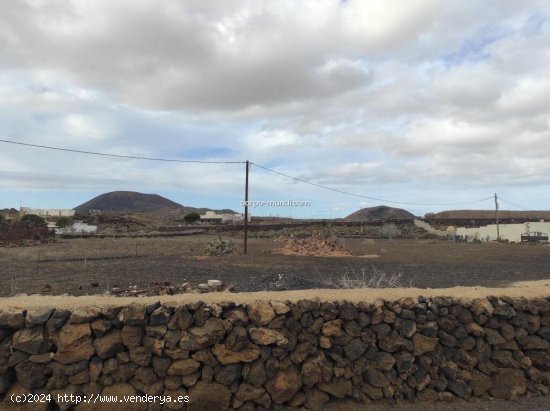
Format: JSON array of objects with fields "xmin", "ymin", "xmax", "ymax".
[{"xmin": 35, "ymin": 249, "xmax": 41, "ymax": 275}]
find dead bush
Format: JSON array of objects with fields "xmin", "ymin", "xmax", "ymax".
[
  {"xmin": 318, "ymin": 266, "xmax": 409, "ymax": 289},
  {"xmin": 205, "ymin": 237, "xmax": 236, "ymax": 256}
]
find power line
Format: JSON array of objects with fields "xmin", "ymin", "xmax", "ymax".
[
  {"xmin": 0, "ymin": 138, "xmax": 246, "ymax": 164},
  {"xmin": 251, "ymin": 162, "xmax": 494, "ymax": 206},
  {"xmin": 498, "ymin": 197, "xmax": 532, "ymax": 211},
  {"xmin": 0, "ymin": 138, "xmax": 497, "ymax": 207}
]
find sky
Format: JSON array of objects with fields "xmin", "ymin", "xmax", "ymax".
[{"xmin": 0, "ymin": 0, "xmax": 549, "ymax": 218}]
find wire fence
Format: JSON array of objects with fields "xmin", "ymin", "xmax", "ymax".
[
  {"xmin": 0, "ymin": 235, "xmax": 217, "ymax": 296},
  {"xmin": 1, "ymin": 226, "xmax": 549, "ymax": 298}
]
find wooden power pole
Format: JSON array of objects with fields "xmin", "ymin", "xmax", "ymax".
[
  {"xmin": 494, "ymin": 193, "xmax": 500, "ymax": 241},
  {"xmin": 244, "ymin": 160, "xmax": 249, "ymax": 255}
]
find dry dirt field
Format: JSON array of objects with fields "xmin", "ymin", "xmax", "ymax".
[{"xmin": 0, "ymin": 235, "xmax": 549, "ymax": 297}]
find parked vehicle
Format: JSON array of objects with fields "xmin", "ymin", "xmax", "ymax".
[{"xmin": 521, "ymin": 232, "xmax": 549, "ymax": 242}]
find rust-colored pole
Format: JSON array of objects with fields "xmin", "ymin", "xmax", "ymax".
[
  {"xmin": 244, "ymin": 160, "xmax": 249, "ymax": 254},
  {"xmin": 494, "ymin": 192, "xmax": 500, "ymax": 241}
]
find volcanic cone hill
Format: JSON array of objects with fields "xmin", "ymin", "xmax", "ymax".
[
  {"xmin": 345, "ymin": 205, "xmax": 415, "ymax": 221},
  {"xmin": 74, "ymin": 191, "xmax": 234, "ymax": 216}
]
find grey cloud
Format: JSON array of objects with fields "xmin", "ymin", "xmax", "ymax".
[
  {"xmin": 0, "ymin": 0, "xmax": 438, "ymax": 111},
  {"xmin": 1, "ymin": 0, "xmax": 550, "ymax": 210}
]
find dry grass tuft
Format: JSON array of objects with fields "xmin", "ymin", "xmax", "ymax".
[{"xmin": 317, "ymin": 266, "xmax": 410, "ymax": 289}]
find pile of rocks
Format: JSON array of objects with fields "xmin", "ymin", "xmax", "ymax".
[
  {"xmin": 274, "ymin": 236, "xmax": 352, "ymax": 257},
  {"xmin": 110, "ymin": 280, "xmax": 234, "ymax": 297},
  {"xmin": 0, "ymin": 295, "xmax": 549, "ymax": 410}
]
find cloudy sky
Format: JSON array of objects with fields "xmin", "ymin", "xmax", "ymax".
[{"xmin": 0, "ymin": 0, "xmax": 549, "ymax": 218}]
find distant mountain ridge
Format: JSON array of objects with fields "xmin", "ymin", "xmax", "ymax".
[
  {"xmin": 74, "ymin": 191, "xmax": 235, "ymax": 216},
  {"xmin": 345, "ymin": 205, "xmax": 415, "ymax": 221},
  {"xmin": 429, "ymin": 210, "xmax": 550, "ymax": 219}
]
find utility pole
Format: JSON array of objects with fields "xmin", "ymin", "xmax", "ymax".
[
  {"xmin": 244, "ymin": 160, "xmax": 249, "ymax": 255},
  {"xmin": 494, "ymin": 193, "xmax": 500, "ymax": 241},
  {"xmin": 360, "ymin": 202, "xmax": 366, "ymax": 236},
  {"xmin": 360, "ymin": 205, "xmax": 363, "ymax": 236}
]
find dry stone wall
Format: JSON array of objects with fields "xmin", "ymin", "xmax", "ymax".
[
  {"xmin": 1, "ymin": 295, "xmax": 549, "ymax": 410},
  {"xmin": 0, "ymin": 221, "xmax": 51, "ymax": 246}
]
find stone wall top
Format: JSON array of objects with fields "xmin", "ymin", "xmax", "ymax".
[
  {"xmin": 1, "ymin": 287, "xmax": 549, "ymax": 409},
  {"xmin": 0, "ymin": 282, "xmax": 549, "ymax": 310}
]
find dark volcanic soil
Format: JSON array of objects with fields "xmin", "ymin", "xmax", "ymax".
[{"xmin": 0, "ymin": 236, "xmax": 549, "ymax": 296}]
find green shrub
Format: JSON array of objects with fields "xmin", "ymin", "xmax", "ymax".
[
  {"xmin": 55, "ymin": 216, "xmax": 74, "ymax": 228},
  {"xmin": 184, "ymin": 212, "xmax": 201, "ymax": 224},
  {"xmin": 205, "ymin": 237, "xmax": 236, "ymax": 256},
  {"xmin": 20, "ymin": 214, "xmax": 45, "ymax": 225}
]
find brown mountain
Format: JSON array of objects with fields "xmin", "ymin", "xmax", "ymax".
[
  {"xmin": 345, "ymin": 205, "xmax": 415, "ymax": 221},
  {"xmin": 430, "ymin": 210, "xmax": 550, "ymax": 219},
  {"xmin": 74, "ymin": 191, "xmax": 235, "ymax": 216}
]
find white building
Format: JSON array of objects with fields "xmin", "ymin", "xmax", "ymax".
[
  {"xmin": 200, "ymin": 211, "xmax": 222, "ymax": 222},
  {"xmin": 457, "ymin": 221, "xmax": 550, "ymax": 243},
  {"xmin": 55, "ymin": 222, "xmax": 97, "ymax": 235},
  {"xmin": 20, "ymin": 207, "xmax": 75, "ymax": 217},
  {"xmin": 199, "ymin": 211, "xmax": 251, "ymax": 224}
]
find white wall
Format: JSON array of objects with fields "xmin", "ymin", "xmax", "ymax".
[
  {"xmin": 21, "ymin": 208, "xmax": 75, "ymax": 217},
  {"xmin": 457, "ymin": 222, "xmax": 550, "ymax": 242},
  {"xmin": 55, "ymin": 222, "xmax": 97, "ymax": 234}
]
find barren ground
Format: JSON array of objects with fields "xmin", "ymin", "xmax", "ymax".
[
  {"xmin": 0, "ymin": 235, "xmax": 549, "ymax": 297},
  {"xmin": 1, "ymin": 235, "xmax": 549, "ymax": 410}
]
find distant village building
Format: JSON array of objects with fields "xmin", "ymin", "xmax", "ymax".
[
  {"xmin": 457, "ymin": 221, "xmax": 550, "ymax": 243},
  {"xmin": 55, "ymin": 222, "xmax": 97, "ymax": 235},
  {"xmin": 199, "ymin": 211, "xmax": 251, "ymax": 224},
  {"xmin": 200, "ymin": 211, "xmax": 222, "ymax": 223},
  {"xmin": 20, "ymin": 207, "xmax": 75, "ymax": 217}
]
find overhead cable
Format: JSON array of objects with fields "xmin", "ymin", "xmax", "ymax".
[
  {"xmin": 251, "ymin": 162, "xmax": 494, "ymax": 206},
  {"xmin": 0, "ymin": 138, "xmax": 245, "ymax": 164}
]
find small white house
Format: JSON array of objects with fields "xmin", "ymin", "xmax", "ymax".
[
  {"xmin": 55, "ymin": 222, "xmax": 97, "ymax": 235},
  {"xmin": 20, "ymin": 207, "xmax": 75, "ymax": 217},
  {"xmin": 199, "ymin": 211, "xmax": 251, "ymax": 224},
  {"xmin": 457, "ymin": 221, "xmax": 550, "ymax": 243},
  {"xmin": 200, "ymin": 211, "xmax": 223, "ymax": 222},
  {"xmin": 222, "ymin": 213, "xmax": 250, "ymax": 223}
]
